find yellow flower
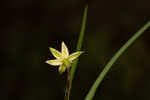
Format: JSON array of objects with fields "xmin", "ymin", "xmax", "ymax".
[{"xmin": 46, "ymin": 41, "xmax": 83, "ymax": 74}]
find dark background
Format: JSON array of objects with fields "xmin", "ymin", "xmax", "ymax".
[{"xmin": 1, "ymin": 0, "xmax": 150, "ymax": 100}]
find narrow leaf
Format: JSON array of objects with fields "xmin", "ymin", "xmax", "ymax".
[{"xmin": 85, "ymin": 21, "xmax": 150, "ymax": 100}]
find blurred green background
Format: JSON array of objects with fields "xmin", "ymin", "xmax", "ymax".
[{"xmin": 1, "ymin": 0, "xmax": 150, "ymax": 100}]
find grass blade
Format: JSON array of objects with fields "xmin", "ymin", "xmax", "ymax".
[
  {"xmin": 85, "ymin": 21, "xmax": 150, "ymax": 100},
  {"xmin": 68, "ymin": 5, "xmax": 88, "ymax": 99}
]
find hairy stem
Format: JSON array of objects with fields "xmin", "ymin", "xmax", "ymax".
[{"xmin": 65, "ymin": 68, "xmax": 71, "ymax": 100}]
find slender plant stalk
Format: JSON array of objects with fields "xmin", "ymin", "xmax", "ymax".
[
  {"xmin": 85, "ymin": 21, "xmax": 150, "ymax": 100},
  {"xmin": 64, "ymin": 68, "xmax": 71, "ymax": 100},
  {"xmin": 67, "ymin": 5, "xmax": 88, "ymax": 99}
]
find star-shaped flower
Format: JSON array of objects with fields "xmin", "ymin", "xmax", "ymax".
[{"xmin": 46, "ymin": 42, "xmax": 83, "ymax": 74}]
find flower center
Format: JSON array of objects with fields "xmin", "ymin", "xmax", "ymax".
[{"xmin": 63, "ymin": 58, "xmax": 71, "ymax": 68}]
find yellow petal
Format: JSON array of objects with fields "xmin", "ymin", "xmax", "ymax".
[
  {"xmin": 49, "ymin": 48, "xmax": 62, "ymax": 59},
  {"xmin": 68, "ymin": 51, "xmax": 83, "ymax": 62},
  {"xmin": 46, "ymin": 59, "xmax": 62, "ymax": 66},
  {"xmin": 61, "ymin": 42, "xmax": 69, "ymax": 57},
  {"xmin": 58, "ymin": 64, "xmax": 66, "ymax": 74}
]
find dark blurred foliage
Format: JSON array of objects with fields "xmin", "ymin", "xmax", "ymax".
[{"xmin": 0, "ymin": 0, "xmax": 150, "ymax": 100}]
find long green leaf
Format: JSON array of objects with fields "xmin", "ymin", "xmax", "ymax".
[
  {"xmin": 85, "ymin": 21, "xmax": 150, "ymax": 100},
  {"xmin": 68, "ymin": 5, "xmax": 88, "ymax": 99}
]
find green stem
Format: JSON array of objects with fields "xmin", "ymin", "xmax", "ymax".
[
  {"xmin": 68, "ymin": 5, "xmax": 88, "ymax": 99},
  {"xmin": 85, "ymin": 21, "xmax": 150, "ymax": 100}
]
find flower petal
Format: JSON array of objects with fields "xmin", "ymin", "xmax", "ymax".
[
  {"xmin": 68, "ymin": 51, "xmax": 83, "ymax": 62},
  {"xmin": 58, "ymin": 64, "xmax": 66, "ymax": 74},
  {"xmin": 61, "ymin": 42, "xmax": 69, "ymax": 57},
  {"xmin": 49, "ymin": 48, "xmax": 62, "ymax": 59},
  {"xmin": 45, "ymin": 59, "xmax": 62, "ymax": 66}
]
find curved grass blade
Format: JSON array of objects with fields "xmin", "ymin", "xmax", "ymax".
[{"xmin": 85, "ymin": 21, "xmax": 150, "ymax": 100}]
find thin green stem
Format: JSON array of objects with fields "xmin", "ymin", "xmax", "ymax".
[
  {"xmin": 85, "ymin": 21, "xmax": 150, "ymax": 100},
  {"xmin": 68, "ymin": 5, "xmax": 88, "ymax": 99}
]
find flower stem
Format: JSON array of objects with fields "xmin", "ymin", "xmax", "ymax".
[{"xmin": 65, "ymin": 67, "xmax": 71, "ymax": 100}]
